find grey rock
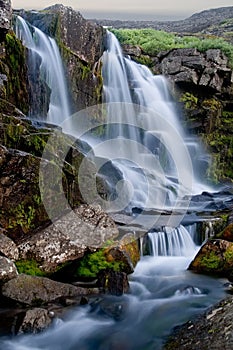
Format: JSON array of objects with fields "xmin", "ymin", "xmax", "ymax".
[
  {"xmin": 206, "ymin": 49, "xmax": 228, "ymax": 66},
  {"xmin": 18, "ymin": 308, "xmax": 52, "ymax": 334},
  {"xmin": 18, "ymin": 204, "xmax": 119, "ymax": 273},
  {"xmin": 0, "ymin": 0, "xmax": 12, "ymax": 37},
  {"xmin": 0, "ymin": 256, "xmax": 18, "ymax": 283},
  {"xmin": 2, "ymin": 274, "xmax": 90, "ymax": 305},
  {"xmin": 0, "ymin": 229, "xmax": 19, "ymax": 260},
  {"xmin": 122, "ymin": 44, "xmax": 142, "ymax": 57}
]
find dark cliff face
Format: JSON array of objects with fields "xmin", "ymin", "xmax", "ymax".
[{"xmin": 18, "ymin": 5, "xmax": 106, "ymax": 112}]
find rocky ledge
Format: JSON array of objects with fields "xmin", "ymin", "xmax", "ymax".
[{"xmin": 164, "ymin": 296, "xmax": 233, "ymax": 350}]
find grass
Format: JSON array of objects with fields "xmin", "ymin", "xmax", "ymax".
[{"xmin": 111, "ymin": 28, "xmax": 233, "ymax": 68}]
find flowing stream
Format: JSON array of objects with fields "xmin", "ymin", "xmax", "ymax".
[{"xmin": 2, "ymin": 18, "xmax": 227, "ymax": 349}]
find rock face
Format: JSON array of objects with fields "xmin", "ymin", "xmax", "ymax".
[
  {"xmin": 189, "ymin": 239, "xmax": 233, "ymax": 279},
  {"xmin": 18, "ymin": 5, "xmax": 105, "ymax": 111},
  {"xmin": 0, "ymin": 0, "xmax": 11, "ymax": 40},
  {"xmin": 2, "ymin": 274, "xmax": 90, "ymax": 305},
  {"xmin": 17, "ymin": 204, "xmax": 119, "ymax": 273},
  {"xmin": 155, "ymin": 48, "xmax": 232, "ymax": 93},
  {"xmin": 0, "ymin": 256, "xmax": 18, "ymax": 283},
  {"xmin": 164, "ymin": 296, "xmax": 233, "ymax": 350}
]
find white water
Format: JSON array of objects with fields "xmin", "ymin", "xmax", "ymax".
[
  {"xmin": 99, "ymin": 31, "xmax": 212, "ymax": 212},
  {"xmin": 15, "ymin": 16, "xmax": 70, "ymax": 124}
]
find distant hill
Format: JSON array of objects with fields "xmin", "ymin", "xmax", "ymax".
[{"xmin": 94, "ymin": 6, "xmax": 233, "ymax": 40}]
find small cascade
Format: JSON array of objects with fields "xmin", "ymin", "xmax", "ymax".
[
  {"xmin": 15, "ymin": 16, "xmax": 70, "ymax": 124},
  {"xmin": 148, "ymin": 225, "xmax": 196, "ymax": 256}
]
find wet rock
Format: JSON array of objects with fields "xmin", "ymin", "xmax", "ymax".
[
  {"xmin": 0, "ymin": 229, "xmax": 19, "ymax": 260},
  {"xmin": 104, "ymin": 233, "xmax": 140, "ymax": 274},
  {"xmin": 18, "ymin": 204, "xmax": 119, "ymax": 274},
  {"xmin": 189, "ymin": 239, "xmax": 233, "ymax": 278},
  {"xmin": 19, "ymin": 4, "xmax": 105, "ymax": 110},
  {"xmin": 217, "ymin": 223, "xmax": 233, "ymax": 242},
  {"xmin": 164, "ymin": 296, "xmax": 233, "ymax": 350},
  {"xmin": 18, "ymin": 308, "xmax": 52, "ymax": 334},
  {"xmin": 99, "ymin": 298, "xmax": 128, "ymax": 320},
  {"xmin": 0, "ymin": 0, "xmax": 12, "ymax": 40},
  {"xmin": 2, "ymin": 274, "xmax": 90, "ymax": 305},
  {"xmin": 0, "ymin": 256, "xmax": 18, "ymax": 283},
  {"xmin": 98, "ymin": 269, "xmax": 129, "ymax": 296}
]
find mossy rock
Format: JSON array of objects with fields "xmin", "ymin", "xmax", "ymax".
[
  {"xmin": 189, "ymin": 239, "xmax": 233, "ymax": 278},
  {"xmin": 216, "ymin": 223, "xmax": 233, "ymax": 242}
]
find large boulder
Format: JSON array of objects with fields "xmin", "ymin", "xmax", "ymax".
[
  {"xmin": 2, "ymin": 274, "xmax": 91, "ymax": 305},
  {"xmin": 17, "ymin": 204, "xmax": 119, "ymax": 273},
  {"xmin": 189, "ymin": 239, "xmax": 233, "ymax": 279}
]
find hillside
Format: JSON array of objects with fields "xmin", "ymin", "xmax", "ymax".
[{"xmin": 94, "ymin": 6, "xmax": 233, "ymax": 42}]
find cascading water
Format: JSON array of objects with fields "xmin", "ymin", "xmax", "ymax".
[
  {"xmin": 99, "ymin": 31, "xmax": 212, "ymax": 213},
  {"xmin": 0, "ymin": 24, "xmax": 227, "ymax": 350},
  {"xmin": 15, "ymin": 16, "xmax": 70, "ymax": 124}
]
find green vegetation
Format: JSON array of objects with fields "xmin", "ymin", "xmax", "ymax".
[
  {"xmin": 15, "ymin": 260, "xmax": 46, "ymax": 277},
  {"xmin": 76, "ymin": 249, "xmax": 124, "ymax": 278},
  {"xmin": 111, "ymin": 28, "xmax": 233, "ymax": 68},
  {"xmin": 200, "ymin": 251, "xmax": 222, "ymax": 270}
]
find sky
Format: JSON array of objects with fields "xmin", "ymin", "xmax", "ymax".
[{"xmin": 12, "ymin": 0, "xmax": 233, "ymax": 20}]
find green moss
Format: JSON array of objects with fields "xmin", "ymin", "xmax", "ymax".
[
  {"xmin": 15, "ymin": 260, "xmax": 46, "ymax": 277},
  {"xmin": 180, "ymin": 92, "xmax": 198, "ymax": 110},
  {"xmin": 3, "ymin": 31, "xmax": 29, "ymax": 113},
  {"xmin": 200, "ymin": 251, "xmax": 222, "ymax": 270},
  {"xmin": 76, "ymin": 249, "xmax": 124, "ymax": 278},
  {"xmin": 8, "ymin": 203, "xmax": 36, "ymax": 232}
]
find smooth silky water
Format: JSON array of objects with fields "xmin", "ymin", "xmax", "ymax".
[{"xmin": 1, "ymin": 20, "xmax": 227, "ymax": 349}]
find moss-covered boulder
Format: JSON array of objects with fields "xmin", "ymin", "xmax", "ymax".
[{"xmin": 189, "ymin": 239, "xmax": 233, "ymax": 279}]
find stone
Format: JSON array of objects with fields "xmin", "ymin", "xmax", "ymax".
[
  {"xmin": 18, "ymin": 308, "xmax": 52, "ymax": 334},
  {"xmin": 18, "ymin": 204, "xmax": 119, "ymax": 273},
  {"xmin": 2, "ymin": 274, "xmax": 90, "ymax": 305},
  {"xmin": 206, "ymin": 49, "xmax": 228, "ymax": 66},
  {"xmin": 97, "ymin": 269, "xmax": 129, "ymax": 296},
  {"xmin": 104, "ymin": 233, "xmax": 140, "ymax": 274},
  {"xmin": 189, "ymin": 239, "xmax": 233, "ymax": 278},
  {"xmin": 0, "ymin": 229, "xmax": 19, "ymax": 260},
  {"xmin": 217, "ymin": 223, "xmax": 233, "ymax": 242},
  {"xmin": 122, "ymin": 44, "xmax": 142, "ymax": 57},
  {"xmin": 0, "ymin": 0, "xmax": 12, "ymax": 39},
  {"xmin": 0, "ymin": 256, "xmax": 18, "ymax": 283}
]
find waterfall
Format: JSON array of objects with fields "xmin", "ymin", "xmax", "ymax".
[
  {"xmin": 100, "ymin": 31, "xmax": 212, "ymax": 213},
  {"xmin": 15, "ymin": 16, "xmax": 70, "ymax": 124},
  {"xmin": 148, "ymin": 225, "xmax": 196, "ymax": 257}
]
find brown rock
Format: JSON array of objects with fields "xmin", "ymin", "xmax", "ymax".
[
  {"xmin": 189, "ymin": 239, "xmax": 233, "ymax": 278},
  {"xmin": 98, "ymin": 269, "xmax": 129, "ymax": 296}
]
